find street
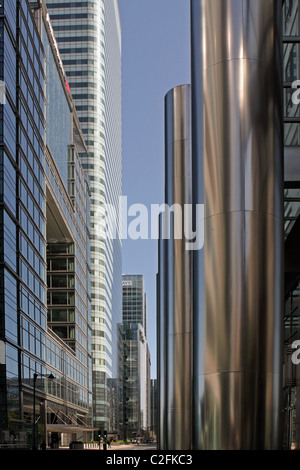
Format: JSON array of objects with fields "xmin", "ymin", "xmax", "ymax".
[{"xmin": 100, "ymin": 442, "xmax": 157, "ymax": 451}]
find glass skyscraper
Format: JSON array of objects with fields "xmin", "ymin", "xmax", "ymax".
[
  {"xmin": 45, "ymin": 0, "xmax": 122, "ymax": 434},
  {"xmin": 122, "ymin": 275, "xmax": 147, "ymax": 333},
  {"xmin": 0, "ymin": 0, "xmax": 92, "ymax": 449},
  {"xmin": 122, "ymin": 275, "xmax": 151, "ymax": 441}
]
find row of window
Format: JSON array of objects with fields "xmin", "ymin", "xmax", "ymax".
[
  {"xmin": 45, "ymin": 336, "xmax": 88, "ymax": 386},
  {"xmin": 18, "ymin": 26, "xmax": 45, "ymax": 113},
  {"xmin": 47, "ymin": 257, "xmax": 75, "ymax": 271},
  {"xmin": 19, "ymin": 125, "xmax": 44, "ymax": 186},
  {"xmin": 2, "ymin": 345, "xmax": 19, "ymax": 422},
  {"xmin": 1, "ymin": 0, "xmax": 17, "ymax": 37},
  {"xmin": 1, "ymin": 269, "xmax": 17, "ymax": 343},
  {"xmin": 20, "ymin": 232, "xmax": 46, "ymax": 282},
  {"xmin": 21, "ymin": 350, "xmax": 89, "ymax": 407},
  {"xmin": 19, "ymin": 180, "xmax": 45, "ymax": 235},
  {"xmin": 20, "ymin": 284, "xmax": 47, "ymax": 330},
  {"xmin": 47, "ymin": 1, "xmax": 103, "ymax": 12},
  {"xmin": 1, "ymin": 209, "xmax": 16, "ymax": 271},
  {"xmin": 0, "ymin": 25, "xmax": 17, "ymax": 101},
  {"xmin": 47, "ymin": 290, "xmax": 75, "ymax": 306},
  {"xmin": 0, "ymin": 150, "xmax": 16, "ymax": 216},
  {"xmin": 53, "ymin": 23, "xmax": 97, "ymax": 32},
  {"xmin": 19, "ymin": 258, "xmax": 46, "ymax": 305},
  {"xmin": 19, "ymin": 152, "xmax": 45, "ymax": 211},
  {"xmin": 21, "ymin": 314, "xmax": 46, "ymax": 359},
  {"xmin": 0, "ymin": 98, "xmax": 16, "ymax": 160}
]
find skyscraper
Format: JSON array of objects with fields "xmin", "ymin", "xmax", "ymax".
[
  {"xmin": 45, "ymin": 0, "xmax": 122, "ymax": 433},
  {"xmin": 122, "ymin": 275, "xmax": 151, "ymax": 441},
  {"xmin": 122, "ymin": 275, "xmax": 147, "ymax": 333},
  {"xmin": 0, "ymin": 0, "xmax": 92, "ymax": 449}
]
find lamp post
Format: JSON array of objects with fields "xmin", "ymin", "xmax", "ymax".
[{"xmin": 32, "ymin": 372, "xmax": 55, "ymax": 450}]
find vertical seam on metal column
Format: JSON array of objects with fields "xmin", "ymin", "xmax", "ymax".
[{"xmin": 241, "ymin": 0, "xmax": 246, "ymax": 448}]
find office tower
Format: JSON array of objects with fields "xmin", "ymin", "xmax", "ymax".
[
  {"xmin": 45, "ymin": 0, "xmax": 122, "ymax": 434},
  {"xmin": 122, "ymin": 275, "xmax": 147, "ymax": 332},
  {"xmin": 0, "ymin": 0, "xmax": 92, "ymax": 449},
  {"xmin": 122, "ymin": 275, "xmax": 151, "ymax": 441}
]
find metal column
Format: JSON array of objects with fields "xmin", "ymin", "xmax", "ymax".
[
  {"xmin": 191, "ymin": 0, "xmax": 283, "ymax": 449},
  {"xmin": 157, "ymin": 214, "xmax": 167, "ymax": 450},
  {"xmin": 158, "ymin": 85, "xmax": 193, "ymax": 449}
]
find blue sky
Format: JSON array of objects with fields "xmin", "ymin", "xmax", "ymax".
[{"xmin": 118, "ymin": 0, "xmax": 191, "ymax": 378}]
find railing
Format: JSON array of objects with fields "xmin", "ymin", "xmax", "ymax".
[{"xmin": 0, "ymin": 444, "xmax": 28, "ymax": 449}]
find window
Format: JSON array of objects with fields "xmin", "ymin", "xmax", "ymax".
[
  {"xmin": 2, "ymin": 210, "xmax": 16, "ymax": 270},
  {"xmin": 52, "ymin": 292, "xmax": 68, "ymax": 305}
]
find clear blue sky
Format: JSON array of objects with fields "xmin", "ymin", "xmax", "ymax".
[{"xmin": 118, "ymin": 0, "xmax": 191, "ymax": 378}]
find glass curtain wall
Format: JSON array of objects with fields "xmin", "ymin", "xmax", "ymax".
[
  {"xmin": 283, "ymin": 0, "xmax": 300, "ymax": 450},
  {"xmin": 0, "ymin": 0, "xmax": 47, "ymax": 447},
  {"xmin": 0, "ymin": 0, "xmax": 93, "ymax": 448}
]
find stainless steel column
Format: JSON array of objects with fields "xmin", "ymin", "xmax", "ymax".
[
  {"xmin": 164, "ymin": 85, "xmax": 193, "ymax": 449},
  {"xmin": 157, "ymin": 214, "xmax": 167, "ymax": 450},
  {"xmin": 191, "ymin": 0, "xmax": 283, "ymax": 449}
]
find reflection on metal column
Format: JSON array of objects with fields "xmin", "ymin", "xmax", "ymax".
[
  {"xmin": 158, "ymin": 85, "xmax": 193, "ymax": 449},
  {"xmin": 191, "ymin": 0, "xmax": 283, "ymax": 449},
  {"xmin": 157, "ymin": 214, "xmax": 167, "ymax": 450}
]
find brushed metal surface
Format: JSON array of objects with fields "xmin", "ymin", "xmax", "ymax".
[
  {"xmin": 191, "ymin": 0, "xmax": 283, "ymax": 449},
  {"xmin": 157, "ymin": 214, "xmax": 167, "ymax": 450},
  {"xmin": 203, "ymin": 60, "xmax": 282, "ymax": 218},
  {"xmin": 163, "ymin": 85, "xmax": 193, "ymax": 450}
]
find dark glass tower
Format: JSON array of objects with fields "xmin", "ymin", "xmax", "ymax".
[
  {"xmin": 0, "ymin": 0, "xmax": 92, "ymax": 449},
  {"xmin": 0, "ymin": 0, "xmax": 47, "ymax": 446}
]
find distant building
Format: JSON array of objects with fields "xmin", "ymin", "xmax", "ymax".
[
  {"xmin": 150, "ymin": 379, "xmax": 158, "ymax": 440},
  {"xmin": 122, "ymin": 275, "xmax": 151, "ymax": 440}
]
